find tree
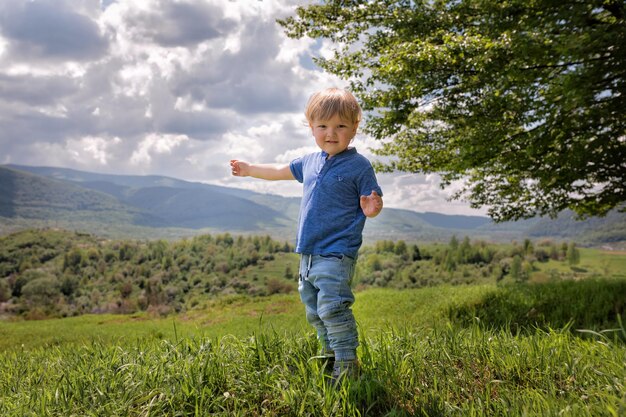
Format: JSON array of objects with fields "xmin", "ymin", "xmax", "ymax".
[
  {"xmin": 410, "ymin": 244, "xmax": 422, "ymax": 261},
  {"xmin": 280, "ymin": 0, "xmax": 626, "ymax": 221},
  {"xmin": 449, "ymin": 235, "xmax": 459, "ymax": 251},
  {"xmin": 21, "ymin": 274, "xmax": 61, "ymax": 307},
  {"xmin": 0, "ymin": 279, "xmax": 10, "ymax": 302},
  {"xmin": 510, "ymin": 255, "xmax": 523, "ymax": 282},
  {"xmin": 63, "ymin": 249, "xmax": 83, "ymax": 273},
  {"xmin": 566, "ymin": 242, "xmax": 581, "ymax": 266},
  {"xmin": 284, "ymin": 265, "xmax": 295, "ymax": 280},
  {"xmin": 394, "ymin": 240, "xmax": 408, "ymax": 256}
]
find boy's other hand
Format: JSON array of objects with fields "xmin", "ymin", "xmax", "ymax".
[
  {"xmin": 360, "ymin": 190, "xmax": 383, "ymax": 218},
  {"xmin": 230, "ymin": 159, "xmax": 249, "ymax": 177}
]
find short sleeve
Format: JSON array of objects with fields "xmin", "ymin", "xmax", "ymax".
[
  {"xmin": 357, "ymin": 164, "xmax": 383, "ymax": 197},
  {"xmin": 290, "ymin": 157, "xmax": 304, "ymax": 183}
]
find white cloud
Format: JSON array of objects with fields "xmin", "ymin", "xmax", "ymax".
[
  {"xmin": 174, "ymin": 95, "xmax": 205, "ymax": 112},
  {"xmin": 276, "ymin": 33, "xmax": 316, "ymax": 64},
  {"xmin": 376, "ymin": 172, "xmax": 487, "ymax": 216},
  {"xmin": 0, "ymin": 35, "xmax": 7, "ymax": 58},
  {"xmin": 115, "ymin": 63, "xmax": 153, "ymax": 97},
  {"xmin": 131, "ymin": 133, "xmax": 189, "ymax": 165},
  {"xmin": 221, "ymin": 131, "xmax": 266, "ymax": 163},
  {"xmin": 275, "ymin": 146, "xmax": 317, "ymax": 164},
  {"xmin": 67, "ymin": 135, "xmax": 121, "ymax": 165},
  {"xmin": 38, "ymin": 103, "xmax": 69, "ymax": 118}
]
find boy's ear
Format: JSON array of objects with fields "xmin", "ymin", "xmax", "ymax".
[{"xmin": 352, "ymin": 120, "xmax": 359, "ymax": 135}]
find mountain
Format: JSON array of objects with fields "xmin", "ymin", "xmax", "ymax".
[
  {"xmin": 0, "ymin": 165, "xmax": 161, "ymax": 226},
  {"xmin": 525, "ymin": 209, "xmax": 626, "ymax": 243},
  {"xmin": 121, "ymin": 186, "xmax": 288, "ymax": 230},
  {"xmin": 0, "ymin": 165, "xmax": 288, "ymax": 233},
  {"xmin": 3, "ymin": 164, "xmax": 256, "ymax": 198},
  {"xmin": 1, "ymin": 164, "xmax": 624, "ymax": 244},
  {"xmin": 412, "ymin": 212, "xmax": 492, "ymax": 230}
]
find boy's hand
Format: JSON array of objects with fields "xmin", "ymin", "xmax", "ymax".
[
  {"xmin": 360, "ymin": 190, "xmax": 383, "ymax": 218},
  {"xmin": 230, "ymin": 159, "xmax": 249, "ymax": 177}
]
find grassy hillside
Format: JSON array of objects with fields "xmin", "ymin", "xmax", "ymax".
[
  {"xmin": 481, "ymin": 208, "xmax": 626, "ymax": 245},
  {"xmin": 0, "ymin": 286, "xmax": 486, "ymax": 350},
  {"xmin": 527, "ymin": 208, "xmax": 626, "ymax": 245},
  {"xmin": 0, "ymin": 165, "xmax": 291, "ymax": 232},
  {"xmin": 1, "ymin": 227, "xmax": 624, "ymax": 415},
  {"xmin": 2, "ymin": 229, "xmax": 625, "ymax": 322},
  {"xmin": 0, "ymin": 284, "xmax": 624, "ymax": 416},
  {"xmin": 124, "ymin": 186, "xmax": 288, "ymax": 230},
  {"xmin": 0, "ymin": 166, "xmax": 157, "ymax": 225},
  {"xmin": 0, "ymin": 229, "xmax": 298, "ymax": 319}
]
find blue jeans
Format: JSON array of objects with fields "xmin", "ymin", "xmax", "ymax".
[{"xmin": 298, "ymin": 254, "xmax": 358, "ymax": 362}]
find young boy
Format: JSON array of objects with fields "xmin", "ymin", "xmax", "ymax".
[{"xmin": 230, "ymin": 87, "xmax": 383, "ymax": 381}]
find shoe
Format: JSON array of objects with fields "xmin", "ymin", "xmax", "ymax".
[{"xmin": 331, "ymin": 359, "xmax": 359, "ymax": 383}]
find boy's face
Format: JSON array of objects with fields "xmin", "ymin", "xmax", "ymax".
[{"xmin": 309, "ymin": 114, "xmax": 358, "ymax": 158}]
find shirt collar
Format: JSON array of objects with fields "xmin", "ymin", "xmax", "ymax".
[{"xmin": 321, "ymin": 147, "xmax": 357, "ymax": 160}]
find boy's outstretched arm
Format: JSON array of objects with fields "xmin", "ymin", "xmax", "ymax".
[
  {"xmin": 230, "ymin": 159, "xmax": 295, "ymax": 181},
  {"xmin": 360, "ymin": 190, "xmax": 383, "ymax": 218}
]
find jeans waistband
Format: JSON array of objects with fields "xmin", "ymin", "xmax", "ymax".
[{"xmin": 300, "ymin": 254, "xmax": 354, "ymax": 280}]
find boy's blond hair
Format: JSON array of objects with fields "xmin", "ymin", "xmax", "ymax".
[{"xmin": 305, "ymin": 88, "xmax": 362, "ymax": 125}]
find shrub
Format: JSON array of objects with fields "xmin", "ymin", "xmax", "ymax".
[{"xmin": 266, "ymin": 278, "xmax": 294, "ymax": 295}]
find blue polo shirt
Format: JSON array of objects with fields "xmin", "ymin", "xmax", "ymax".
[{"xmin": 289, "ymin": 147, "xmax": 383, "ymax": 258}]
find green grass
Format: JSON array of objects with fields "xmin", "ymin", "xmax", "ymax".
[
  {"xmin": 0, "ymin": 294, "xmax": 307, "ymax": 351},
  {"xmin": 450, "ymin": 279, "xmax": 626, "ymax": 336},
  {"xmin": 0, "ymin": 324, "xmax": 624, "ymax": 416},
  {"xmin": 1, "ymin": 283, "xmax": 625, "ymax": 416},
  {"xmin": 0, "ymin": 286, "xmax": 492, "ymax": 351},
  {"xmin": 533, "ymin": 248, "xmax": 626, "ymax": 279},
  {"xmin": 578, "ymin": 248, "xmax": 626, "ymax": 278}
]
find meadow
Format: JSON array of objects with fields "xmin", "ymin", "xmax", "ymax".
[
  {"xmin": 1, "ymin": 282, "xmax": 625, "ymax": 416},
  {"xmin": 1, "ymin": 230, "xmax": 625, "ymax": 416}
]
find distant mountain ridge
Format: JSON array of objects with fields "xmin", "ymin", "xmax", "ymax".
[
  {"xmin": 1, "ymin": 165, "xmax": 287, "ymax": 232},
  {"xmin": 1, "ymin": 164, "xmax": 624, "ymax": 245},
  {"xmin": 0, "ymin": 165, "xmax": 158, "ymax": 225}
]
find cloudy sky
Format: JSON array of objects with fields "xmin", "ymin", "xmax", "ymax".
[{"xmin": 0, "ymin": 0, "xmax": 487, "ymax": 216}]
